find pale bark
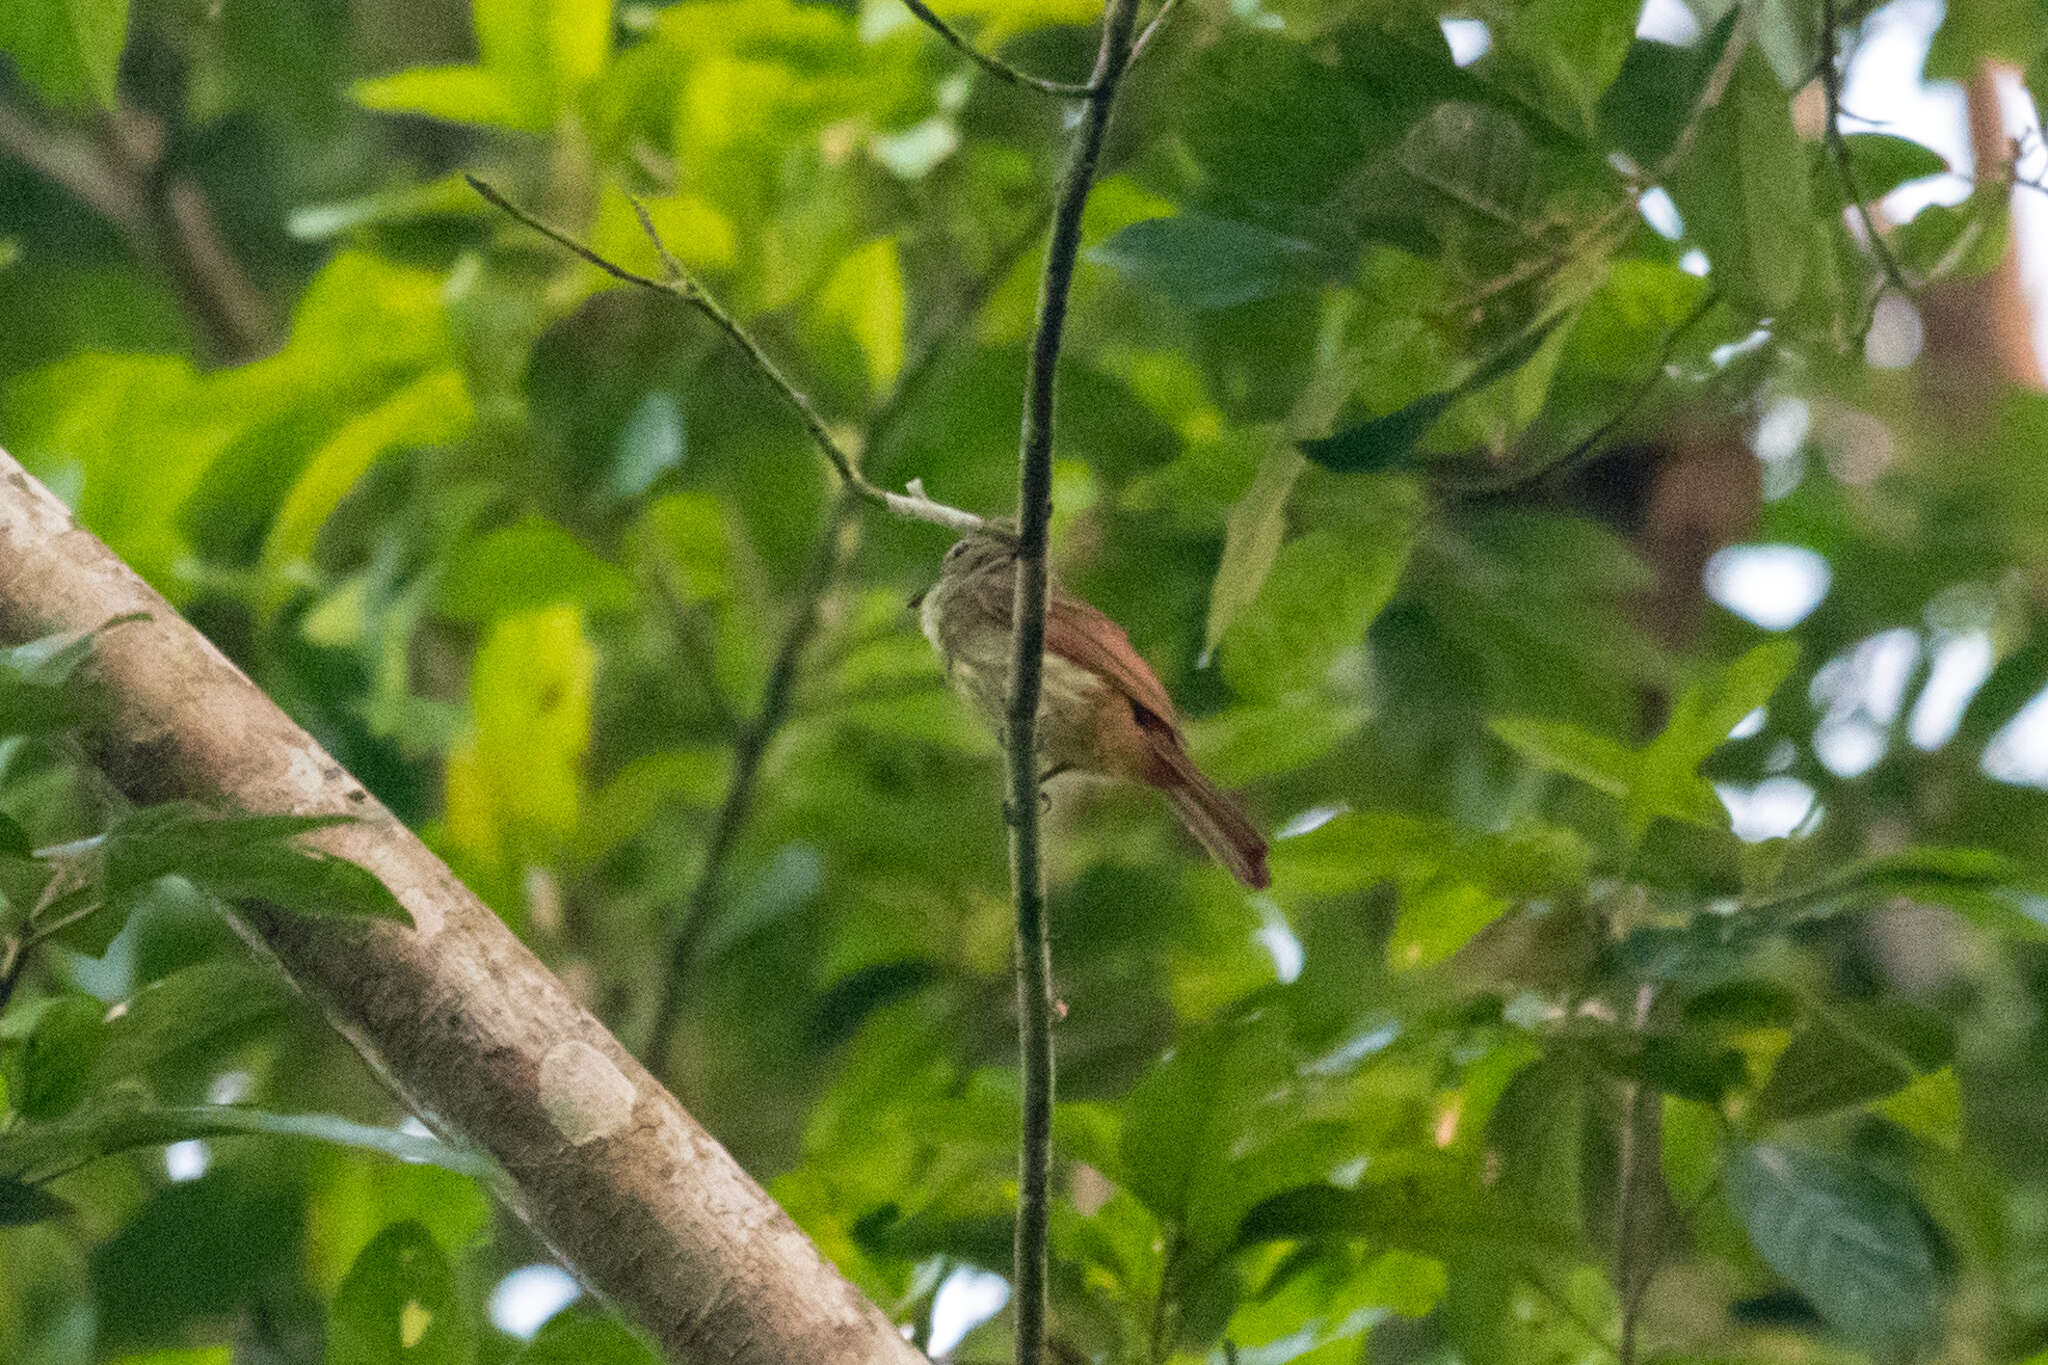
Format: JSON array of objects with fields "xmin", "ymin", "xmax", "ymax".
[{"xmin": 0, "ymin": 447, "xmax": 926, "ymax": 1365}]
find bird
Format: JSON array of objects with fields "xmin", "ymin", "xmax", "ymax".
[{"xmin": 915, "ymin": 529, "xmax": 1270, "ymax": 888}]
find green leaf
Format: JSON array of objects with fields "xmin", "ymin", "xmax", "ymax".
[
  {"xmin": 814, "ymin": 238, "xmax": 905, "ymax": 392},
  {"xmin": 1752, "ymin": 1001, "xmax": 1952, "ymax": 1125},
  {"xmin": 102, "ymin": 806, "xmax": 408, "ymax": 921},
  {"xmin": 0, "ymin": 617, "xmax": 143, "ymax": 737},
  {"xmin": 17, "ymin": 994, "xmax": 107, "ymax": 1120},
  {"xmin": 1837, "ymin": 133, "xmax": 1950, "ymax": 199},
  {"xmin": 1873, "ymin": 1066, "xmax": 1962, "ymax": 1151},
  {"xmin": 1394, "ymin": 101, "xmax": 1538, "ymax": 233},
  {"xmin": 1091, "ymin": 214, "xmax": 1323, "ymax": 312},
  {"xmin": 0, "ymin": 1176, "xmax": 71, "ymax": 1227},
  {"xmin": 1486, "ymin": 1057, "xmax": 1588, "ymax": 1230},
  {"xmin": 0, "ymin": 812, "xmax": 30, "ymax": 859},
  {"xmin": 1751, "ymin": 0, "xmax": 1820, "ymax": 89},
  {"xmin": 90, "ymin": 961, "xmax": 291, "ymax": 1095},
  {"xmin": 512, "ymin": 1310, "xmax": 661, "ymax": 1365},
  {"xmin": 1673, "ymin": 47, "xmax": 1813, "ymax": 314},
  {"xmin": 1487, "ymin": 715, "xmax": 1641, "ymax": 802},
  {"xmin": 1302, "ymin": 320, "xmax": 1563, "ymax": 473},
  {"xmin": 436, "ymin": 517, "xmax": 635, "ymax": 622},
  {"xmin": 0, "ymin": 0, "xmax": 130, "ymax": 108},
  {"xmin": 1493, "ymin": 642, "xmax": 1797, "ymax": 839},
  {"xmin": 1177, "ymin": 31, "xmax": 1378, "ymax": 207},
  {"xmin": 1724, "ymin": 1144, "xmax": 1940, "ymax": 1350},
  {"xmin": 0, "ymin": 1101, "xmax": 492, "ymax": 1182},
  {"xmin": 1895, "ymin": 187, "xmax": 2010, "ymax": 283},
  {"xmin": 263, "ymin": 368, "xmax": 472, "ymax": 581},
  {"xmin": 328, "ymin": 1221, "xmax": 475, "ymax": 1365},
  {"xmin": 1220, "ymin": 526, "xmax": 1413, "ymax": 701},
  {"xmin": 1271, "ymin": 810, "xmax": 1591, "ymax": 903},
  {"xmin": 444, "ymin": 607, "xmax": 594, "ymax": 875},
  {"xmin": 1496, "ymin": 0, "xmax": 1642, "ymax": 132},
  {"xmin": 1203, "ymin": 436, "xmax": 1304, "ymax": 657},
  {"xmin": 353, "ymin": 0, "xmax": 611, "ymax": 131},
  {"xmin": 1120, "ymin": 1015, "xmax": 1333, "ymax": 1256}
]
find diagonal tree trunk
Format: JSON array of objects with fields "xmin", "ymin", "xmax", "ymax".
[{"xmin": 0, "ymin": 447, "xmax": 927, "ymax": 1365}]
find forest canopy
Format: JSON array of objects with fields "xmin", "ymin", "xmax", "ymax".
[{"xmin": 6, "ymin": 0, "xmax": 2048, "ymax": 1362}]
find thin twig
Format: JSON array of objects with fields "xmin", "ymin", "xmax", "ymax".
[
  {"xmin": 635, "ymin": 210, "xmax": 1050, "ymax": 1065},
  {"xmin": 1127, "ymin": 0, "xmax": 1183, "ymax": 67},
  {"xmin": 1819, "ymin": 0, "xmax": 1914, "ymax": 303},
  {"xmin": 464, "ymin": 175, "xmax": 988, "ymax": 535},
  {"xmin": 1443, "ymin": 290, "xmax": 1721, "ymax": 496},
  {"xmin": 641, "ymin": 494, "xmax": 856, "ymax": 1071},
  {"xmin": 0, "ymin": 858, "xmax": 94, "ymax": 1012},
  {"xmin": 897, "ymin": 0, "xmax": 1094, "ymax": 97},
  {"xmin": 1005, "ymin": 3, "xmax": 1143, "ymax": 1362},
  {"xmin": 0, "ymin": 97, "xmax": 274, "ymax": 361}
]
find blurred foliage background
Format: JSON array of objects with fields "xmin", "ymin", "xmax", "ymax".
[{"xmin": 9, "ymin": 0, "xmax": 2048, "ymax": 1362}]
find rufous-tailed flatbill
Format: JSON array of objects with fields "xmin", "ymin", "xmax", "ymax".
[{"xmin": 918, "ymin": 531, "xmax": 1270, "ymax": 889}]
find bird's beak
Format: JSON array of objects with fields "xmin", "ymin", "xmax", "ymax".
[{"xmin": 906, "ymin": 588, "xmax": 926, "ymax": 610}]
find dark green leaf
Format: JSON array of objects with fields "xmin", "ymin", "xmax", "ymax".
[
  {"xmin": 1303, "ymin": 320, "xmax": 1563, "ymax": 473},
  {"xmin": 18, "ymin": 994, "xmax": 107, "ymax": 1120},
  {"xmin": 0, "ymin": 813, "xmax": 30, "ymax": 859},
  {"xmin": 1300, "ymin": 393, "xmax": 1452, "ymax": 475},
  {"xmin": 513, "ymin": 1311, "xmax": 659, "ymax": 1365},
  {"xmin": 329, "ymin": 1221, "xmax": 474, "ymax": 1365},
  {"xmin": 1724, "ymin": 1144, "xmax": 1940, "ymax": 1350},
  {"xmin": 1178, "ymin": 31, "xmax": 1379, "ymax": 207},
  {"xmin": 1598, "ymin": 15, "xmax": 1739, "ymax": 169},
  {"xmin": 1837, "ymin": 134, "xmax": 1950, "ymax": 199},
  {"xmin": 102, "ymin": 805, "xmax": 407, "ymax": 921},
  {"xmin": 1753, "ymin": 1002, "xmax": 1953, "ymax": 1125},
  {"xmin": 1486, "ymin": 1057, "xmax": 1588, "ymax": 1230},
  {"xmin": 1091, "ymin": 215, "xmax": 1323, "ymax": 312},
  {"xmin": 90, "ymin": 960, "xmax": 290, "ymax": 1094},
  {"xmin": 0, "ymin": 1176, "xmax": 70, "ymax": 1226},
  {"xmin": 1672, "ymin": 47, "xmax": 1813, "ymax": 313},
  {"xmin": 1595, "ymin": 1033, "xmax": 1749, "ymax": 1105}
]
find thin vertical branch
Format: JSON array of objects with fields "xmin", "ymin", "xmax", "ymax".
[
  {"xmin": 641, "ymin": 494, "xmax": 856, "ymax": 1070},
  {"xmin": 1818, "ymin": 0, "xmax": 1913, "ymax": 302},
  {"xmin": 1004, "ymin": 2, "xmax": 1144, "ymax": 1362}
]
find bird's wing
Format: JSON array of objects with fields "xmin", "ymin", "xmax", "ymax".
[{"xmin": 964, "ymin": 570, "xmax": 1180, "ymax": 723}]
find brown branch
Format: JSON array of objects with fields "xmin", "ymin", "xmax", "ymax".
[
  {"xmin": 0, "ymin": 447, "xmax": 929, "ymax": 1365},
  {"xmin": 1004, "ymin": 2, "xmax": 1143, "ymax": 1361},
  {"xmin": 896, "ymin": 0, "xmax": 1094, "ymax": 97},
  {"xmin": 1818, "ymin": 0, "xmax": 1913, "ymax": 305},
  {"xmin": 465, "ymin": 175, "xmax": 987, "ymax": 536},
  {"xmin": 0, "ymin": 97, "xmax": 275, "ymax": 361}
]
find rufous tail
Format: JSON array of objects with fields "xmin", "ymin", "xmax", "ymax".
[{"xmin": 1148, "ymin": 742, "xmax": 1270, "ymax": 889}]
